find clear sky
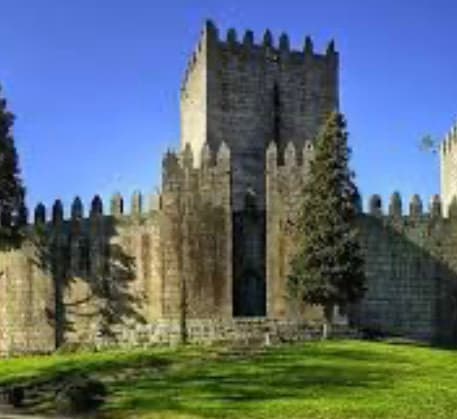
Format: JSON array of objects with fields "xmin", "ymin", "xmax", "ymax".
[{"xmin": 0, "ymin": 0, "xmax": 455, "ymax": 216}]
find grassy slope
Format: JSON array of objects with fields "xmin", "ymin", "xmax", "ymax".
[{"xmin": 1, "ymin": 340, "xmax": 457, "ymax": 418}]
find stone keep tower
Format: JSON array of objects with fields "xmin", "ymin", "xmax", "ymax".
[{"xmin": 180, "ymin": 21, "xmax": 339, "ymax": 316}]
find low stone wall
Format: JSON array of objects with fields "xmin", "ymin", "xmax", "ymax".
[{"xmin": 88, "ymin": 318, "xmax": 353, "ymax": 349}]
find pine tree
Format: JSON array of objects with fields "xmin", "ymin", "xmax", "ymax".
[
  {"xmin": 288, "ymin": 111, "xmax": 365, "ymax": 337},
  {"xmin": 0, "ymin": 84, "xmax": 25, "ymax": 248}
]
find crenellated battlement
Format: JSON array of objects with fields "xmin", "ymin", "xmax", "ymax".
[
  {"xmin": 181, "ymin": 20, "xmax": 338, "ymax": 96},
  {"xmin": 162, "ymin": 141, "xmax": 231, "ymax": 183},
  {"xmin": 28, "ymin": 192, "xmax": 162, "ymax": 227},
  {"xmin": 440, "ymin": 123, "xmax": 457, "ymax": 155},
  {"xmin": 365, "ymin": 192, "xmax": 445, "ymax": 220},
  {"xmin": 215, "ymin": 23, "xmax": 335, "ymax": 57},
  {"xmin": 266, "ymin": 140, "xmax": 314, "ymax": 170},
  {"xmin": 25, "ymin": 141, "xmax": 231, "ymax": 230}
]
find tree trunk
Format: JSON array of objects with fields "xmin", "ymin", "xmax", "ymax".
[
  {"xmin": 322, "ymin": 303, "xmax": 334, "ymax": 340},
  {"xmin": 179, "ymin": 274, "xmax": 188, "ymax": 345}
]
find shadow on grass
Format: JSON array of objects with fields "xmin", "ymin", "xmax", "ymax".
[
  {"xmin": 105, "ymin": 343, "xmax": 407, "ymax": 418},
  {"xmin": 0, "ymin": 351, "xmax": 171, "ymax": 415},
  {"xmin": 0, "ymin": 342, "xmax": 419, "ymax": 418}
]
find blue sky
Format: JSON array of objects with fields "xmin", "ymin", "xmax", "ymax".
[{"xmin": 0, "ymin": 0, "xmax": 455, "ymax": 215}]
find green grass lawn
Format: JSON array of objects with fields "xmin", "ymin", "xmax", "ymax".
[{"xmin": 1, "ymin": 339, "xmax": 457, "ymax": 418}]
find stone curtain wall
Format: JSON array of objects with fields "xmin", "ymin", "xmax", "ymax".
[
  {"xmin": 0, "ymin": 140, "xmax": 232, "ymax": 354},
  {"xmin": 0, "ymin": 194, "xmax": 163, "ymax": 354},
  {"xmin": 60, "ymin": 212, "xmax": 162, "ymax": 346},
  {"xmin": 266, "ymin": 139, "xmax": 322, "ymax": 321},
  {"xmin": 3, "ymin": 141, "xmax": 457, "ymax": 352},
  {"xmin": 160, "ymin": 142, "xmax": 232, "ymax": 320},
  {"xmin": 353, "ymin": 194, "xmax": 457, "ymax": 343},
  {"xmin": 0, "ymin": 247, "xmax": 55, "ymax": 355},
  {"xmin": 266, "ymin": 141, "xmax": 457, "ymax": 343}
]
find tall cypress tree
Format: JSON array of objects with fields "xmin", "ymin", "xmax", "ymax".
[
  {"xmin": 288, "ymin": 111, "xmax": 365, "ymax": 335},
  {"xmin": 0, "ymin": 84, "xmax": 25, "ymax": 247}
]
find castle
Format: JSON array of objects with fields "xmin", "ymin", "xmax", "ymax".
[{"xmin": 2, "ymin": 20, "xmax": 457, "ymax": 354}]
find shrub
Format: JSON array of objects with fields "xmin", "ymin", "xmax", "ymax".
[{"xmin": 55, "ymin": 375, "xmax": 107, "ymax": 414}]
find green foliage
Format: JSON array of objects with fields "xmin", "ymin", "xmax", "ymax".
[
  {"xmin": 289, "ymin": 112, "xmax": 365, "ymax": 317},
  {"xmin": 419, "ymin": 134, "xmax": 439, "ymax": 154},
  {"xmin": 2, "ymin": 341, "xmax": 457, "ymax": 418},
  {"xmin": 0, "ymin": 84, "xmax": 25, "ymax": 248}
]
